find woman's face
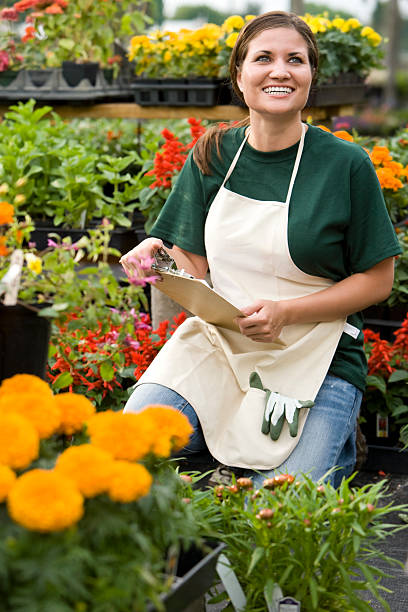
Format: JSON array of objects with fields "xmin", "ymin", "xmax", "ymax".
[{"xmin": 236, "ymin": 27, "xmax": 313, "ymax": 118}]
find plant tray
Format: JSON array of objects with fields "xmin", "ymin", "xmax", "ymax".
[
  {"xmin": 148, "ymin": 541, "xmax": 225, "ymax": 612},
  {"xmin": 0, "ymin": 68, "xmax": 133, "ymax": 103},
  {"xmin": 132, "ymin": 78, "xmax": 222, "ymax": 106},
  {"xmin": 307, "ymin": 82, "xmax": 367, "ymax": 107},
  {"xmin": 364, "ymin": 445, "xmax": 408, "ymax": 474}
]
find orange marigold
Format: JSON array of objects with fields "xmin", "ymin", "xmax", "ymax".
[
  {"xmin": 54, "ymin": 393, "xmax": 96, "ymax": 435},
  {"xmin": 0, "ymin": 236, "xmax": 9, "ymax": 256},
  {"xmin": 0, "ymin": 392, "xmax": 61, "ymax": 439},
  {"xmin": 0, "ymin": 201, "xmax": 14, "ymax": 225},
  {"xmin": 55, "ymin": 444, "xmax": 115, "ymax": 497},
  {"xmin": 107, "ymin": 460, "xmax": 153, "ymax": 503},
  {"xmin": 0, "ymin": 465, "xmax": 16, "ymax": 502},
  {"xmin": 86, "ymin": 410, "xmax": 156, "ymax": 461},
  {"xmin": 376, "ymin": 167, "xmax": 403, "ymax": 191},
  {"xmin": 8, "ymin": 469, "xmax": 84, "ymax": 532},
  {"xmin": 141, "ymin": 405, "xmax": 193, "ymax": 455},
  {"xmin": 316, "ymin": 124, "xmax": 331, "ymax": 132},
  {"xmin": 383, "ymin": 160, "xmax": 404, "ymax": 176},
  {"xmin": 0, "ymin": 374, "xmax": 54, "ymax": 398},
  {"xmin": 332, "ymin": 130, "xmax": 354, "ymax": 142},
  {"xmin": 370, "ymin": 145, "xmax": 392, "ymax": 166},
  {"xmin": 0, "ymin": 412, "xmax": 39, "ymax": 469}
]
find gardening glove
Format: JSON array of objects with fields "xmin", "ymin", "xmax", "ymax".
[{"xmin": 249, "ymin": 372, "xmax": 314, "ymax": 441}]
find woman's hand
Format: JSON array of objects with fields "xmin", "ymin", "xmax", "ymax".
[
  {"xmin": 119, "ymin": 237, "xmax": 163, "ymax": 279},
  {"xmin": 236, "ymin": 300, "xmax": 287, "ymax": 342}
]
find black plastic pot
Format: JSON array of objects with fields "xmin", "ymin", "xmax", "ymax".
[
  {"xmin": 132, "ymin": 78, "xmax": 222, "ymax": 106},
  {"xmin": 0, "ymin": 304, "xmax": 51, "ymax": 383},
  {"xmin": 62, "ymin": 61, "xmax": 100, "ymax": 87},
  {"xmin": 364, "ymin": 444, "xmax": 408, "ymax": 474},
  {"xmin": 148, "ymin": 541, "xmax": 225, "ymax": 612},
  {"xmin": 30, "ymin": 225, "xmax": 147, "ymax": 256},
  {"xmin": 26, "ymin": 69, "xmax": 53, "ymax": 87}
]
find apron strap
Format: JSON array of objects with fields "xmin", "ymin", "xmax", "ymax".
[
  {"xmin": 285, "ymin": 122, "xmax": 306, "ymax": 206},
  {"xmin": 221, "ymin": 129, "xmax": 250, "ymax": 189}
]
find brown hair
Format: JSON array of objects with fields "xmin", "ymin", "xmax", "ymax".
[{"xmin": 193, "ymin": 11, "xmax": 319, "ymax": 174}]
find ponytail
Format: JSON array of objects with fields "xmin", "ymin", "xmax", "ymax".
[{"xmin": 193, "ymin": 117, "xmax": 250, "ymax": 175}]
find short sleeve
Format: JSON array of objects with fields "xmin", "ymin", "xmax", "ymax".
[
  {"xmin": 149, "ymin": 150, "xmax": 208, "ymax": 256},
  {"xmin": 346, "ymin": 156, "xmax": 402, "ymax": 273}
]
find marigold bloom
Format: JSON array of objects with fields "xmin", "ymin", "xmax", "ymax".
[
  {"xmin": 0, "ymin": 201, "xmax": 14, "ymax": 225},
  {"xmin": 141, "ymin": 405, "xmax": 193, "ymax": 455},
  {"xmin": 370, "ymin": 145, "xmax": 392, "ymax": 165},
  {"xmin": 332, "ymin": 130, "xmax": 354, "ymax": 142},
  {"xmin": 0, "ymin": 373, "xmax": 53, "ymax": 398},
  {"xmin": 0, "ymin": 412, "xmax": 39, "ymax": 469},
  {"xmin": 0, "ymin": 465, "xmax": 16, "ymax": 502},
  {"xmin": 107, "ymin": 460, "xmax": 153, "ymax": 503},
  {"xmin": 376, "ymin": 167, "xmax": 403, "ymax": 191},
  {"xmin": 54, "ymin": 393, "xmax": 96, "ymax": 435},
  {"xmin": 45, "ymin": 3, "xmax": 63, "ymax": 13},
  {"xmin": 86, "ymin": 410, "xmax": 156, "ymax": 461},
  {"xmin": 55, "ymin": 444, "xmax": 114, "ymax": 497},
  {"xmin": 0, "ymin": 236, "xmax": 9, "ymax": 256},
  {"xmin": 0, "ymin": 392, "xmax": 61, "ymax": 439},
  {"xmin": 8, "ymin": 469, "xmax": 84, "ymax": 531}
]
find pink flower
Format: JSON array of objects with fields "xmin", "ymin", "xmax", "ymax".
[
  {"xmin": 0, "ymin": 8, "xmax": 19, "ymax": 21},
  {"xmin": 0, "ymin": 51, "xmax": 10, "ymax": 72}
]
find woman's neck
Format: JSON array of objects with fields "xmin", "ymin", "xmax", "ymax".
[{"xmin": 246, "ymin": 114, "xmax": 305, "ymax": 152}]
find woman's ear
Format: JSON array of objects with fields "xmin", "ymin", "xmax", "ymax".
[{"xmin": 236, "ymin": 69, "xmax": 243, "ymax": 92}]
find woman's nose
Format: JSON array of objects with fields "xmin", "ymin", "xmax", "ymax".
[{"xmin": 268, "ymin": 61, "xmax": 290, "ymax": 79}]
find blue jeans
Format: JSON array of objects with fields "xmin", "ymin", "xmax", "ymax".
[{"xmin": 123, "ymin": 374, "xmax": 362, "ymax": 488}]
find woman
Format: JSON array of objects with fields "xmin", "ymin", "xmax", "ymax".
[{"xmin": 120, "ymin": 11, "xmax": 401, "ymax": 488}]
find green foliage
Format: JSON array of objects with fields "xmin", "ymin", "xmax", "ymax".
[
  {"xmin": 189, "ymin": 473, "xmax": 408, "ymax": 611},
  {"xmin": 0, "ymin": 101, "xmax": 141, "ymax": 229},
  {"xmin": 0, "ymin": 461, "xmax": 211, "ymax": 611}
]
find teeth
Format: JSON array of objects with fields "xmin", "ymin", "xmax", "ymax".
[{"xmin": 263, "ymin": 87, "xmax": 292, "ymax": 94}]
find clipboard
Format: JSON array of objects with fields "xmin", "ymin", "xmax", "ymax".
[{"xmin": 153, "ymin": 269, "xmax": 244, "ymax": 332}]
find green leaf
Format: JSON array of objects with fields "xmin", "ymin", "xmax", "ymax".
[
  {"xmin": 52, "ymin": 371, "xmax": 73, "ymax": 391},
  {"xmin": 309, "ymin": 576, "xmax": 318, "ymax": 609},
  {"xmin": 351, "ymin": 521, "xmax": 366, "ymax": 537},
  {"xmin": 247, "ymin": 546, "xmax": 265, "ymax": 576},
  {"xmin": 100, "ymin": 361, "xmax": 115, "ymax": 382},
  {"xmin": 366, "ymin": 375, "xmax": 387, "ymax": 394},
  {"xmin": 58, "ymin": 38, "xmax": 75, "ymax": 51},
  {"xmin": 389, "ymin": 370, "xmax": 408, "ymax": 383}
]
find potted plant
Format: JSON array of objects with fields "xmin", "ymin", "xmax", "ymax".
[
  {"xmin": 0, "ymin": 6, "xmax": 24, "ymax": 85},
  {"xmin": 359, "ymin": 318, "xmax": 408, "ymax": 470},
  {"xmin": 0, "ymin": 373, "xmax": 223, "ymax": 611},
  {"xmin": 0, "ymin": 203, "xmax": 147, "ymax": 383},
  {"xmin": 187, "ymin": 472, "xmax": 408, "ymax": 611}
]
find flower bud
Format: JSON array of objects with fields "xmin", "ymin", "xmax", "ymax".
[
  {"xmin": 366, "ymin": 503, "xmax": 375, "ymax": 512},
  {"xmin": 214, "ymin": 485, "xmax": 224, "ymax": 496},
  {"xmin": 179, "ymin": 474, "xmax": 192, "ymax": 484},
  {"xmin": 227, "ymin": 484, "xmax": 239, "ymax": 494},
  {"xmin": 14, "ymin": 194, "xmax": 26, "ymax": 205},
  {"xmin": 182, "ymin": 497, "xmax": 191, "ymax": 504},
  {"xmin": 236, "ymin": 477, "xmax": 253, "ymax": 490},
  {"xmin": 0, "ymin": 183, "xmax": 9, "ymax": 195},
  {"xmin": 15, "ymin": 177, "xmax": 27, "ymax": 188},
  {"xmin": 256, "ymin": 508, "xmax": 274, "ymax": 520}
]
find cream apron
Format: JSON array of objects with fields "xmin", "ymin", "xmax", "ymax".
[{"xmin": 137, "ymin": 123, "xmax": 349, "ymax": 470}]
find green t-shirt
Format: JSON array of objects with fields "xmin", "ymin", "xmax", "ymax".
[{"xmin": 150, "ymin": 125, "xmax": 402, "ymax": 392}]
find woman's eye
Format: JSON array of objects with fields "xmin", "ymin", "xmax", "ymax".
[
  {"xmin": 255, "ymin": 55, "xmax": 270, "ymax": 62},
  {"xmin": 289, "ymin": 56, "xmax": 303, "ymax": 63}
]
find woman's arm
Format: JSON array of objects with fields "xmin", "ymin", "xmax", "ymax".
[
  {"xmin": 119, "ymin": 238, "xmax": 208, "ymax": 280},
  {"xmin": 237, "ymin": 257, "xmax": 396, "ymax": 342}
]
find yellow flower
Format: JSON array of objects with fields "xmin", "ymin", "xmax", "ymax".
[
  {"xmin": 55, "ymin": 444, "xmax": 114, "ymax": 497},
  {"xmin": 0, "ymin": 465, "xmax": 16, "ymax": 502},
  {"xmin": 0, "ymin": 412, "xmax": 39, "ymax": 469},
  {"xmin": 86, "ymin": 410, "xmax": 156, "ymax": 461},
  {"xmin": 225, "ymin": 32, "xmax": 239, "ymax": 49},
  {"xmin": 245, "ymin": 15, "xmax": 256, "ymax": 21},
  {"xmin": 331, "ymin": 17, "xmax": 345, "ymax": 30},
  {"xmin": 222, "ymin": 15, "xmax": 245, "ymax": 33},
  {"xmin": 107, "ymin": 461, "xmax": 153, "ymax": 503},
  {"xmin": 8, "ymin": 469, "xmax": 84, "ymax": 532},
  {"xmin": 0, "ymin": 392, "xmax": 61, "ymax": 439},
  {"xmin": 141, "ymin": 405, "xmax": 193, "ymax": 455},
  {"xmin": 361, "ymin": 26, "xmax": 374, "ymax": 38},
  {"xmin": 368, "ymin": 31, "xmax": 382, "ymax": 47},
  {"xmin": 25, "ymin": 253, "xmax": 42, "ymax": 275},
  {"xmin": 0, "ymin": 374, "xmax": 54, "ymax": 398},
  {"xmin": 54, "ymin": 393, "xmax": 96, "ymax": 435},
  {"xmin": 163, "ymin": 50, "xmax": 172, "ymax": 63},
  {"xmin": 346, "ymin": 18, "xmax": 361, "ymax": 29}
]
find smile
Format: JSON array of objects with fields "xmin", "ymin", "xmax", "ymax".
[{"xmin": 263, "ymin": 86, "xmax": 294, "ymax": 95}]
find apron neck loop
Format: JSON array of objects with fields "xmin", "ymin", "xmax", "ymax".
[
  {"xmin": 285, "ymin": 122, "xmax": 306, "ymax": 206},
  {"xmin": 221, "ymin": 128, "xmax": 250, "ymax": 189}
]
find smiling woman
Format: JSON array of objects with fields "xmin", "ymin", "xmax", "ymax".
[{"xmin": 120, "ymin": 11, "xmax": 401, "ymax": 491}]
